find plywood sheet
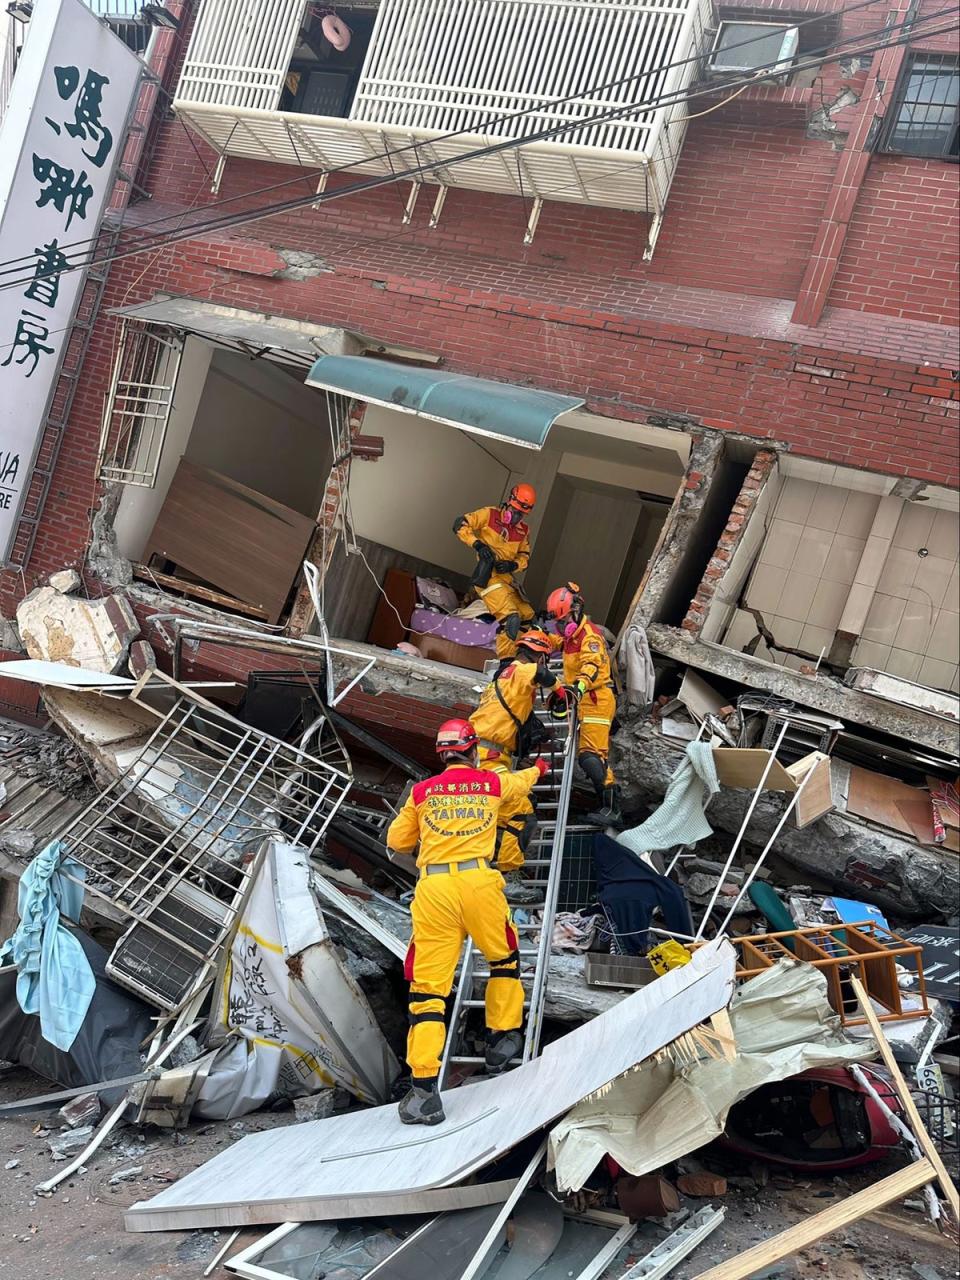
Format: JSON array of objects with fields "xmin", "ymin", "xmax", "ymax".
[
  {"xmin": 124, "ymin": 940, "xmax": 735, "ymax": 1233},
  {"xmin": 847, "ymin": 766, "xmax": 930, "ymax": 840},
  {"xmin": 789, "ymin": 753, "xmax": 834, "ymax": 829},
  {"xmin": 712, "ymin": 749, "xmax": 797, "ymax": 792},
  {"xmin": 144, "ymin": 461, "xmax": 315, "ymax": 624}
]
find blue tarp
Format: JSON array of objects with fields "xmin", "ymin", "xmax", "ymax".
[
  {"xmin": 305, "ymin": 355, "xmax": 584, "ymax": 448},
  {"xmin": 0, "ymin": 841, "xmax": 95, "ymax": 1051}
]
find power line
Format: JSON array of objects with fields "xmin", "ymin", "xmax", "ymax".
[
  {"xmin": 0, "ymin": 0, "xmax": 928, "ymax": 272},
  {"xmin": 0, "ymin": 13, "xmax": 954, "ymax": 304}
]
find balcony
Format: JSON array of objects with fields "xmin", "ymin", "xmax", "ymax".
[{"xmin": 173, "ymin": 0, "xmax": 713, "ymax": 248}]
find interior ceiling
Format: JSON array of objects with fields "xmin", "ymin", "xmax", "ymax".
[{"xmin": 458, "ymin": 416, "xmax": 688, "ymax": 477}]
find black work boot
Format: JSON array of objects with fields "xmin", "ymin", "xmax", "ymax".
[
  {"xmin": 485, "ymin": 1028, "xmax": 524, "ymax": 1074},
  {"xmin": 585, "ymin": 786, "xmax": 624, "ymax": 830},
  {"xmin": 398, "ymin": 1079, "xmax": 445, "ymax": 1126}
]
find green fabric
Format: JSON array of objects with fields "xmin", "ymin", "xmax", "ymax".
[{"xmin": 748, "ymin": 882, "xmax": 796, "ymax": 945}]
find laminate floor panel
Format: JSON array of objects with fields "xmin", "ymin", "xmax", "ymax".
[{"xmin": 125, "ymin": 940, "xmax": 735, "ymax": 1232}]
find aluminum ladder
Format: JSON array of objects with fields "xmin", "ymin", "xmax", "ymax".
[{"xmin": 439, "ymin": 689, "xmax": 589, "ymax": 1087}]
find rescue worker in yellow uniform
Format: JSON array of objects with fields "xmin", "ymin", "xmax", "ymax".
[
  {"xmin": 386, "ymin": 718, "xmax": 548, "ymax": 1126},
  {"xmin": 469, "ymin": 629, "xmax": 569, "ymax": 900},
  {"xmin": 453, "ymin": 483, "xmax": 537, "ymax": 660},
  {"xmin": 545, "ymin": 582, "xmax": 623, "ymax": 830}
]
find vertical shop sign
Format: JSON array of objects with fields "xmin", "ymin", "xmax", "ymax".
[{"xmin": 0, "ymin": 0, "xmax": 142, "ymax": 561}]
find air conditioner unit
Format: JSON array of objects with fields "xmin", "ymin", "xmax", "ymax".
[{"xmin": 709, "ymin": 21, "xmax": 799, "ymax": 76}]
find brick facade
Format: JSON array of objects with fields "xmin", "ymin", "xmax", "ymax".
[{"xmin": 0, "ymin": 0, "xmax": 956, "ymax": 618}]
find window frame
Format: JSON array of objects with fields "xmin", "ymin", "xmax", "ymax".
[{"xmin": 880, "ymin": 51, "xmax": 960, "ymax": 161}]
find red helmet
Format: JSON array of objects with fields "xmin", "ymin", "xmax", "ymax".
[
  {"xmin": 507, "ymin": 482, "xmax": 536, "ymax": 513},
  {"xmin": 546, "ymin": 582, "xmax": 581, "ymax": 621},
  {"xmin": 436, "ymin": 718, "xmax": 478, "ymax": 755},
  {"xmin": 516, "ymin": 627, "xmax": 552, "ymax": 657}
]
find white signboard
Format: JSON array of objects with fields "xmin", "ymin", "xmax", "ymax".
[{"xmin": 0, "ymin": 0, "xmax": 142, "ymax": 562}]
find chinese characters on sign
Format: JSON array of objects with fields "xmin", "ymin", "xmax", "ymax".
[{"xmin": 0, "ymin": 0, "xmax": 142, "ymax": 560}]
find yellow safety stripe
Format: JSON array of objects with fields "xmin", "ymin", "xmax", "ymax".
[
  {"xmin": 236, "ymin": 924, "xmax": 285, "ymax": 955},
  {"xmin": 582, "ymin": 716, "xmax": 612, "ymax": 725}
]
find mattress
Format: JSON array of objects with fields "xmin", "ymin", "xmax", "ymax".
[{"xmin": 408, "ymin": 607, "xmax": 498, "ymax": 648}]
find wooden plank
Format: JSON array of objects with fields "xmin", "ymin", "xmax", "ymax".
[
  {"xmin": 786, "ymin": 752, "xmax": 833, "ymax": 828},
  {"xmin": 850, "ymin": 975, "xmax": 960, "ymax": 1222},
  {"xmin": 133, "ymin": 565, "xmax": 269, "ymax": 620},
  {"xmin": 865, "ymin": 1208, "xmax": 956, "ymax": 1250},
  {"xmin": 690, "ymin": 1159, "xmax": 937, "ymax": 1280},
  {"xmin": 144, "ymin": 461, "xmax": 315, "ymax": 624},
  {"xmin": 124, "ymin": 941, "xmax": 736, "ymax": 1233},
  {"xmin": 847, "ymin": 766, "xmax": 928, "ymax": 839},
  {"xmin": 712, "ymin": 749, "xmax": 797, "ymax": 793}
]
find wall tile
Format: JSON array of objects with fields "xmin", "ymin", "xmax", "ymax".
[
  {"xmin": 926, "ymin": 508, "xmax": 959, "ymax": 559},
  {"xmin": 839, "ymin": 581, "xmax": 875, "ymax": 633},
  {"xmin": 885, "ymin": 648, "xmax": 924, "ymax": 681},
  {"xmin": 893, "ymin": 502, "xmax": 936, "ymax": 552},
  {"xmin": 767, "ymin": 616, "xmax": 804, "ymax": 650},
  {"xmin": 893, "ymin": 600, "xmax": 935, "ymax": 655},
  {"xmin": 943, "ymin": 565, "xmax": 960, "ymax": 615},
  {"xmin": 775, "ymin": 477, "xmax": 817, "ymax": 525},
  {"xmin": 918, "ymin": 655, "xmax": 957, "ymax": 692},
  {"xmin": 852, "ymin": 639, "xmax": 891, "ymax": 669},
  {"xmin": 759, "ymin": 519, "xmax": 804, "ymax": 570},
  {"xmin": 792, "ymin": 526, "xmax": 834, "ymax": 578},
  {"xmin": 868, "ymin": 495, "xmax": 904, "ymax": 541},
  {"xmin": 808, "ymin": 578, "xmax": 849, "ymax": 630},
  {"xmin": 838, "ymin": 490, "xmax": 881, "ymax": 538},
  {"xmin": 800, "ymin": 622, "xmax": 834, "ymax": 657},
  {"xmin": 861, "ymin": 593, "xmax": 907, "ymax": 645},
  {"xmin": 854, "ymin": 534, "xmax": 891, "ymax": 588},
  {"xmin": 822, "ymin": 533, "xmax": 866, "ymax": 584},
  {"xmin": 745, "ymin": 563, "xmax": 788, "ymax": 613},
  {"xmin": 877, "ymin": 546, "xmax": 920, "ymax": 598},
  {"xmin": 926, "ymin": 609, "xmax": 960, "ymax": 663},
  {"xmin": 723, "ymin": 608, "xmax": 759, "ymax": 651},
  {"xmin": 776, "ymin": 572, "xmax": 819, "ymax": 623},
  {"xmin": 808, "ymin": 484, "xmax": 848, "ymax": 533},
  {"xmin": 913, "ymin": 554, "xmax": 956, "ymax": 611}
]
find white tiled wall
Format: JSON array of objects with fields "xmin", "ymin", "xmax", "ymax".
[
  {"xmin": 725, "ymin": 477, "xmax": 882, "ymax": 671},
  {"xmin": 853, "ymin": 504, "xmax": 960, "ymax": 693}
]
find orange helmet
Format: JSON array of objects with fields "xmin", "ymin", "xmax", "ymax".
[
  {"xmin": 436, "ymin": 718, "xmax": 478, "ymax": 756},
  {"xmin": 507, "ymin": 482, "xmax": 536, "ymax": 513},
  {"xmin": 546, "ymin": 582, "xmax": 582, "ymax": 621},
  {"xmin": 516, "ymin": 627, "xmax": 552, "ymax": 657}
]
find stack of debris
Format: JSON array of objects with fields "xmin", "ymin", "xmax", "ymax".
[{"xmin": 0, "ymin": 568, "xmax": 956, "ymax": 1279}]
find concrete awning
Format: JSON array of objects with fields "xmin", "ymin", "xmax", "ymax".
[
  {"xmin": 109, "ymin": 297, "xmax": 361, "ymax": 366},
  {"xmin": 306, "ymin": 354, "xmax": 585, "ymax": 449}
]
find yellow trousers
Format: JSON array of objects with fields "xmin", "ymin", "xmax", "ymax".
[
  {"xmin": 476, "ymin": 579, "xmax": 535, "ymax": 659},
  {"xmin": 580, "ymin": 686, "xmax": 616, "ymax": 787},
  {"xmin": 405, "ymin": 864, "xmax": 523, "ymax": 1081},
  {"xmin": 478, "ymin": 747, "xmax": 535, "ymax": 874}
]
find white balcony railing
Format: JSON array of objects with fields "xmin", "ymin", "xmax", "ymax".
[{"xmin": 174, "ymin": 0, "xmax": 712, "ymax": 238}]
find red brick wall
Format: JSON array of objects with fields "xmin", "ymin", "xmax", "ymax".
[{"xmin": 1, "ymin": 0, "xmax": 957, "ymax": 617}]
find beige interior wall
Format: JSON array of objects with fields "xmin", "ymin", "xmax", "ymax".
[
  {"xmin": 113, "ymin": 337, "xmax": 213, "ymax": 562},
  {"xmin": 721, "ymin": 469, "xmax": 960, "ymax": 694},
  {"xmin": 852, "ymin": 502, "xmax": 959, "ymax": 693},
  {"xmin": 533, "ymin": 484, "xmax": 644, "ymax": 624},
  {"xmin": 185, "ymin": 350, "xmax": 332, "ymax": 515},
  {"xmin": 347, "ymin": 404, "xmax": 512, "ymax": 573},
  {"xmin": 723, "ymin": 475, "xmax": 882, "ymax": 666}
]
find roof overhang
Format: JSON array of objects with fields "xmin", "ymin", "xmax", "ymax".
[
  {"xmin": 305, "ymin": 355, "xmax": 585, "ymax": 449},
  {"xmin": 109, "ymin": 296, "xmax": 362, "ymax": 368}
]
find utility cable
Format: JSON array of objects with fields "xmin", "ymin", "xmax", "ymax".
[{"xmin": 0, "ymin": 0, "xmax": 939, "ymax": 275}]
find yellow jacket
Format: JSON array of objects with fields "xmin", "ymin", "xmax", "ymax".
[
  {"xmin": 456, "ymin": 506, "xmax": 531, "ymax": 584},
  {"xmin": 470, "ymin": 659, "xmax": 557, "ymax": 751},
  {"xmin": 558, "ymin": 618, "xmax": 612, "ymax": 692},
  {"xmin": 387, "ymin": 761, "xmax": 540, "ymax": 868}
]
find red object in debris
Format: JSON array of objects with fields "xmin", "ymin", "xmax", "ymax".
[{"xmin": 720, "ymin": 1065, "xmax": 903, "ymax": 1173}]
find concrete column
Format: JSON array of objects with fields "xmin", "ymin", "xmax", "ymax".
[{"xmin": 829, "ymin": 495, "xmax": 903, "ymax": 664}]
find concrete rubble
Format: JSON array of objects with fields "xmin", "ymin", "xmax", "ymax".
[
  {"xmin": 16, "ymin": 586, "xmax": 139, "ymax": 675},
  {"xmin": 0, "ymin": 586, "xmax": 956, "ymax": 1280}
]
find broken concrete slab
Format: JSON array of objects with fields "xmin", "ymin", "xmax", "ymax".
[
  {"xmin": 648, "ymin": 625, "xmax": 958, "ymax": 757},
  {"xmin": 124, "ymin": 939, "xmax": 735, "ymax": 1232},
  {"xmin": 612, "ymin": 719, "xmax": 959, "ymax": 921},
  {"xmin": 48, "ymin": 570, "xmax": 81, "ymax": 595},
  {"xmin": 17, "ymin": 587, "xmax": 138, "ymax": 675},
  {"xmin": 127, "ymin": 641, "xmax": 157, "ymax": 680}
]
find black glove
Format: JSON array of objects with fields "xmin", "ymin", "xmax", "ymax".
[
  {"xmin": 495, "ymin": 559, "xmax": 518, "ymax": 573},
  {"xmin": 473, "ymin": 540, "xmax": 486, "ymax": 552}
]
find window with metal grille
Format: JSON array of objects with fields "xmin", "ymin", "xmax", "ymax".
[
  {"xmin": 97, "ymin": 319, "xmax": 183, "ymax": 487},
  {"xmin": 881, "ymin": 53, "xmax": 959, "ymax": 160}
]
